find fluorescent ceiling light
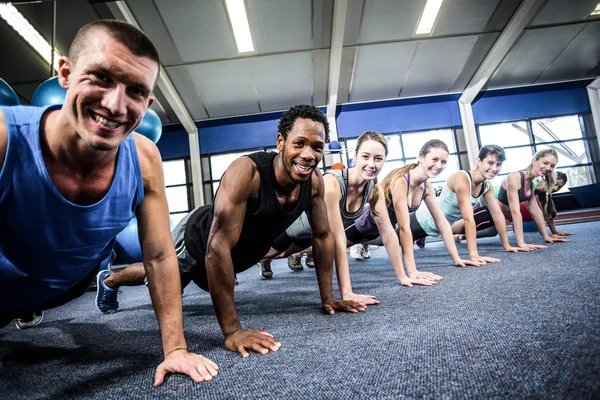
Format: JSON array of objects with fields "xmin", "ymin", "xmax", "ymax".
[
  {"xmin": 0, "ymin": 3, "xmax": 61, "ymax": 71},
  {"xmin": 225, "ymin": 0, "xmax": 254, "ymax": 53},
  {"xmin": 415, "ymin": 0, "xmax": 444, "ymax": 35},
  {"xmin": 590, "ymin": 3, "xmax": 600, "ymax": 16}
]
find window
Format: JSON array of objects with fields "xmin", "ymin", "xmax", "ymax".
[
  {"xmin": 162, "ymin": 159, "xmax": 190, "ymax": 216},
  {"xmin": 477, "ymin": 114, "xmax": 596, "ymax": 189},
  {"xmin": 210, "ymin": 151, "xmax": 254, "ymax": 181},
  {"xmin": 401, "ymin": 129, "xmax": 457, "ymax": 157},
  {"xmin": 479, "ymin": 121, "xmax": 530, "ymax": 148},
  {"xmin": 531, "ymin": 115, "xmax": 583, "ymax": 143}
]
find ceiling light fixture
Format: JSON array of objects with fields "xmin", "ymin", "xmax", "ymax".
[
  {"xmin": 590, "ymin": 2, "xmax": 600, "ymax": 16},
  {"xmin": 225, "ymin": 0, "xmax": 255, "ymax": 53},
  {"xmin": 0, "ymin": 3, "xmax": 61, "ymax": 71},
  {"xmin": 415, "ymin": 0, "xmax": 444, "ymax": 36}
]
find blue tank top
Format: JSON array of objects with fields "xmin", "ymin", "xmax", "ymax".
[{"xmin": 0, "ymin": 105, "xmax": 144, "ymax": 313}]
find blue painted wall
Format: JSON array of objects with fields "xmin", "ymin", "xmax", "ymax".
[
  {"xmin": 156, "ymin": 80, "xmax": 593, "ymax": 159},
  {"xmin": 472, "ymin": 87, "xmax": 592, "ymax": 125}
]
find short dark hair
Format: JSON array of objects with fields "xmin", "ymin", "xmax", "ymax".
[
  {"xmin": 69, "ymin": 20, "xmax": 160, "ymax": 68},
  {"xmin": 556, "ymin": 171, "xmax": 567, "ymax": 183},
  {"xmin": 478, "ymin": 144, "xmax": 506, "ymax": 162},
  {"xmin": 277, "ymin": 105, "xmax": 329, "ymax": 142}
]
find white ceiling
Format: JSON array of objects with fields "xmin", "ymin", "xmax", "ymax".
[{"xmin": 1, "ymin": 0, "xmax": 599, "ymax": 125}]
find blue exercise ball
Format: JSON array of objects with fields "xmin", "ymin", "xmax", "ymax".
[
  {"xmin": 32, "ymin": 76, "xmax": 66, "ymax": 107},
  {"xmin": 136, "ymin": 108, "xmax": 162, "ymax": 143},
  {"xmin": 114, "ymin": 218, "xmax": 142, "ymax": 264},
  {"xmin": 114, "ymin": 215, "xmax": 180, "ymax": 264},
  {"xmin": 328, "ymin": 140, "xmax": 342, "ymax": 153},
  {"xmin": 0, "ymin": 78, "xmax": 20, "ymax": 106},
  {"xmin": 522, "ymin": 221, "xmax": 537, "ymax": 232}
]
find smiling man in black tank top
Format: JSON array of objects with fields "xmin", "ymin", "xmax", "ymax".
[{"xmin": 102, "ymin": 105, "xmax": 364, "ymax": 358}]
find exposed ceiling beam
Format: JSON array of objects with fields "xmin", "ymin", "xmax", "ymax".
[
  {"xmin": 326, "ymin": 0, "xmax": 348, "ymax": 143},
  {"xmin": 587, "ymin": 75, "xmax": 600, "ymax": 156},
  {"xmin": 460, "ymin": 0, "xmax": 548, "ymax": 104},
  {"xmin": 107, "ymin": 0, "xmax": 205, "ymax": 206},
  {"xmin": 459, "ymin": 0, "xmax": 548, "ymax": 169}
]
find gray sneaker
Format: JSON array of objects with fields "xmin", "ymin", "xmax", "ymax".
[
  {"xmin": 15, "ymin": 310, "xmax": 44, "ymax": 330},
  {"xmin": 305, "ymin": 253, "xmax": 315, "ymax": 268},
  {"xmin": 259, "ymin": 260, "xmax": 273, "ymax": 279},
  {"xmin": 360, "ymin": 244, "xmax": 371, "ymax": 259},
  {"xmin": 287, "ymin": 254, "xmax": 304, "ymax": 271}
]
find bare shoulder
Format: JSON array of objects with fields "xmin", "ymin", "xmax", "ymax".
[
  {"xmin": 218, "ymin": 155, "xmax": 261, "ymax": 198},
  {"xmin": 134, "ymin": 132, "xmax": 162, "ymax": 182},
  {"xmin": 310, "ymin": 168, "xmax": 325, "ymax": 197},
  {"xmin": 0, "ymin": 109, "xmax": 7, "ymax": 174},
  {"xmin": 448, "ymin": 170, "xmax": 467, "ymax": 191},
  {"xmin": 323, "ymin": 172, "xmax": 342, "ymax": 199},
  {"xmin": 424, "ymin": 181, "xmax": 436, "ymax": 196}
]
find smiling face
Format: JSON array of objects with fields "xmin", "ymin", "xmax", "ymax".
[
  {"xmin": 476, "ymin": 153, "xmax": 503, "ymax": 180},
  {"xmin": 58, "ymin": 28, "xmax": 158, "ymax": 151},
  {"xmin": 532, "ymin": 154, "xmax": 558, "ymax": 178},
  {"xmin": 353, "ymin": 139, "xmax": 386, "ymax": 181},
  {"xmin": 418, "ymin": 147, "xmax": 448, "ymax": 179},
  {"xmin": 277, "ymin": 118, "xmax": 325, "ymax": 183}
]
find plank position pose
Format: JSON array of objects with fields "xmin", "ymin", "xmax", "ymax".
[
  {"xmin": 98, "ymin": 105, "xmax": 364, "ymax": 357},
  {"xmin": 452, "ymin": 149, "xmax": 569, "ymax": 248},
  {"xmin": 360, "ymin": 140, "xmax": 483, "ymax": 280},
  {"xmin": 260, "ymin": 132, "xmax": 443, "ymax": 304},
  {"xmin": 0, "ymin": 20, "xmax": 217, "ymax": 385},
  {"xmin": 413, "ymin": 145, "xmax": 524, "ymax": 262}
]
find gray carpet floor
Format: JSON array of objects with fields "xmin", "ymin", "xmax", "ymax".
[{"xmin": 1, "ymin": 221, "xmax": 599, "ymax": 399}]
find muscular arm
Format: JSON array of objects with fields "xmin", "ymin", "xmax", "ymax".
[
  {"xmin": 308, "ymin": 170, "xmax": 336, "ymax": 303},
  {"xmin": 204, "ymin": 157, "xmax": 257, "ymax": 337},
  {"xmin": 309, "ymin": 170, "xmax": 364, "ymax": 313},
  {"xmin": 135, "ymin": 134, "xmax": 218, "ymax": 385},
  {"xmin": 136, "ymin": 135, "xmax": 186, "ymax": 356},
  {"xmin": 322, "ymin": 174, "xmax": 354, "ymax": 297}
]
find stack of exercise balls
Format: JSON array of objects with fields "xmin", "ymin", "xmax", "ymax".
[{"xmin": 29, "ymin": 76, "xmax": 165, "ymax": 266}]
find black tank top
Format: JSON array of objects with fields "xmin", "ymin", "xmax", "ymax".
[
  {"xmin": 184, "ymin": 151, "xmax": 313, "ymax": 273},
  {"xmin": 498, "ymin": 171, "xmax": 533, "ymax": 206}
]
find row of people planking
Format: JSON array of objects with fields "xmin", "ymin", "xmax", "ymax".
[{"xmin": 0, "ymin": 19, "xmax": 569, "ymax": 386}]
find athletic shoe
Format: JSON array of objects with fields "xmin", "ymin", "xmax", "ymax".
[
  {"xmin": 305, "ymin": 253, "xmax": 315, "ymax": 268},
  {"xmin": 234, "ymin": 274, "xmax": 239, "ymax": 286},
  {"xmin": 96, "ymin": 269, "xmax": 119, "ymax": 314},
  {"xmin": 415, "ymin": 238, "xmax": 426, "ymax": 248},
  {"xmin": 287, "ymin": 254, "xmax": 304, "ymax": 271},
  {"xmin": 349, "ymin": 244, "xmax": 363, "ymax": 260},
  {"xmin": 259, "ymin": 260, "xmax": 273, "ymax": 280},
  {"xmin": 15, "ymin": 311, "xmax": 44, "ymax": 330},
  {"xmin": 360, "ymin": 244, "xmax": 371, "ymax": 259}
]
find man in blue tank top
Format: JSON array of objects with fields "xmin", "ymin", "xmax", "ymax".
[
  {"xmin": 102, "ymin": 105, "xmax": 365, "ymax": 358},
  {"xmin": 0, "ymin": 20, "xmax": 217, "ymax": 386}
]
